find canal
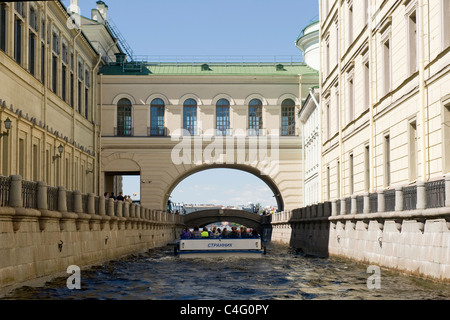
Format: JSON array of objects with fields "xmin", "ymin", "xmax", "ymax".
[{"xmin": 4, "ymin": 242, "xmax": 450, "ymax": 301}]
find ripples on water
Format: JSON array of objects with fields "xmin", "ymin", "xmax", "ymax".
[{"xmin": 5, "ymin": 243, "xmax": 450, "ymax": 300}]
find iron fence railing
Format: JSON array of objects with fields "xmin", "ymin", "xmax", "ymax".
[
  {"xmin": 47, "ymin": 186, "xmax": 58, "ymax": 211},
  {"xmin": 426, "ymin": 179, "xmax": 446, "ymax": 209},
  {"xmin": 369, "ymin": 193, "xmax": 378, "ymax": 213},
  {"xmin": 22, "ymin": 181, "xmax": 37, "ymax": 209},
  {"xmin": 403, "ymin": 185, "xmax": 417, "ymax": 211},
  {"xmin": 0, "ymin": 175, "xmax": 10, "ymax": 207},
  {"xmin": 384, "ymin": 188, "xmax": 396, "ymax": 212}
]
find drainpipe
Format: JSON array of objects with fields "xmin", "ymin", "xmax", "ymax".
[
  {"xmin": 318, "ymin": 0, "xmax": 323, "ymax": 203},
  {"xmin": 337, "ymin": 1, "xmax": 343, "ymax": 198},
  {"xmin": 368, "ymin": 0, "xmax": 375, "ymax": 193},
  {"xmin": 92, "ymin": 53, "xmax": 102, "ymax": 195},
  {"xmin": 418, "ymin": 0, "xmax": 427, "ymax": 182}
]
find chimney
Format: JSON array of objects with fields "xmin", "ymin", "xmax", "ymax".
[
  {"xmin": 68, "ymin": 0, "xmax": 80, "ymax": 15},
  {"xmin": 96, "ymin": 1, "xmax": 108, "ymax": 21}
]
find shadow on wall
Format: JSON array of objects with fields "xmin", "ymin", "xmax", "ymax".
[{"xmin": 266, "ymin": 203, "xmax": 332, "ymax": 258}]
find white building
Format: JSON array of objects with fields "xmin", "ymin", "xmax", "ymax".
[{"xmin": 297, "ymin": 20, "xmax": 321, "ymax": 206}]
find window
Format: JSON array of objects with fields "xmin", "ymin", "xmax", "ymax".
[
  {"xmin": 364, "ymin": 61, "xmax": 370, "ymax": 109},
  {"xmin": 327, "ymin": 165, "xmax": 331, "ymax": 200},
  {"xmin": 407, "ymin": 9, "xmax": 418, "ymax": 74},
  {"xmin": 347, "ymin": 74, "xmax": 354, "ymax": 123},
  {"xmin": 349, "ymin": 153, "xmax": 354, "ymax": 195},
  {"xmin": 0, "ymin": 3, "xmax": 7, "ymax": 52},
  {"xmin": 32, "ymin": 144, "xmax": 38, "ymax": 181},
  {"xmin": 150, "ymin": 98, "xmax": 165, "ymax": 136},
  {"xmin": 334, "ymin": 84, "xmax": 340, "ymax": 134},
  {"xmin": 2, "ymin": 133, "xmax": 8, "ymax": 176},
  {"xmin": 61, "ymin": 65, "xmax": 67, "ymax": 101},
  {"xmin": 29, "ymin": 5, "xmax": 37, "ymax": 31},
  {"xmin": 337, "ymin": 160, "xmax": 341, "ymax": 198},
  {"xmin": 248, "ymin": 99, "xmax": 263, "ymax": 136},
  {"xmin": 85, "ymin": 88, "xmax": 89, "ymax": 119},
  {"xmin": 365, "ymin": 145, "xmax": 370, "ymax": 192},
  {"xmin": 70, "ymin": 73, "xmax": 74, "ymax": 107},
  {"xmin": 409, "ymin": 120, "xmax": 417, "ymax": 181},
  {"xmin": 183, "ymin": 99, "xmax": 197, "ymax": 135},
  {"xmin": 40, "ymin": 43, "xmax": 45, "ymax": 83},
  {"xmin": 77, "ymin": 80, "xmax": 82, "ymax": 113},
  {"xmin": 325, "ymin": 36, "xmax": 330, "ymax": 77},
  {"xmin": 117, "ymin": 98, "xmax": 132, "ymax": 136},
  {"xmin": 443, "ymin": 101, "xmax": 450, "ymax": 173},
  {"xmin": 384, "ymin": 135, "xmax": 391, "ymax": 187},
  {"xmin": 347, "ymin": 1, "xmax": 353, "ymax": 48},
  {"xmin": 29, "ymin": 34, "xmax": 36, "ymax": 76},
  {"xmin": 281, "ymin": 99, "xmax": 296, "ymax": 136},
  {"xmin": 52, "ymin": 55, "xmax": 58, "ymax": 93},
  {"xmin": 19, "ymin": 138, "xmax": 25, "ymax": 178},
  {"xmin": 326, "ymin": 102, "xmax": 331, "ymax": 140},
  {"xmin": 383, "ymin": 37, "xmax": 391, "ymax": 95},
  {"xmin": 14, "ymin": 17, "xmax": 22, "ymax": 64},
  {"xmin": 443, "ymin": 0, "xmax": 450, "ymax": 49},
  {"xmin": 216, "ymin": 99, "xmax": 230, "ymax": 136}
]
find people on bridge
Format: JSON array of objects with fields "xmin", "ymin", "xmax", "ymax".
[{"xmin": 117, "ymin": 192, "xmax": 125, "ymax": 201}]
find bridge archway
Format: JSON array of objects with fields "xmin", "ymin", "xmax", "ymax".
[
  {"xmin": 165, "ymin": 164, "xmax": 284, "ymax": 213},
  {"xmin": 183, "ymin": 208, "xmax": 262, "ymax": 230}
]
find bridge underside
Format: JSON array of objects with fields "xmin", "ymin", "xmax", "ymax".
[{"xmin": 182, "ymin": 209, "xmax": 263, "ymax": 231}]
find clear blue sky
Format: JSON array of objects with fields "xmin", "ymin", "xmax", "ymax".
[{"xmin": 66, "ymin": 0, "xmax": 319, "ymax": 208}]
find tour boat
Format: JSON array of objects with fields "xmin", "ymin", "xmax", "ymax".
[{"xmin": 175, "ymin": 238, "xmax": 266, "ymax": 258}]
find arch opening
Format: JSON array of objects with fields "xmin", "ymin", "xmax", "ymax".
[{"xmin": 168, "ymin": 167, "xmax": 282, "ymax": 218}]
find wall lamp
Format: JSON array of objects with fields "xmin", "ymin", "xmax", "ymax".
[
  {"xmin": 53, "ymin": 144, "xmax": 64, "ymax": 162},
  {"xmin": 0, "ymin": 117, "xmax": 12, "ymax": 138}
]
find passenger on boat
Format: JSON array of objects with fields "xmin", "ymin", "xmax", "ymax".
[
  {"xmin": 214, "ymin": 228, "xmax": 221, "ymax": 238},
  {"xmin": 229, "ymin": 227, "xmax": 240, "ymax": 238},
  {"xmin": 181, "ymin": 227, "xmax": 191, "ymax": 239},
  {"xmin": 192, "ymin": 226, "xmax": 202, "ymax": 239},
  {"xmin": 221, "ymin": 228, "xmax": 229, "ymax": 238},
  {"xmin": 201, "ymin": 227, "xmax": 210, "ymax": 238},
  {"xmin": 251, "ymin": 229, "xmax": 260, "ymax": 238}
]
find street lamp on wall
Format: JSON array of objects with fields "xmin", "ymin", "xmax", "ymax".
[
  {"xmin": 53, "ymin": 144, "xmax": 64, "ymax": 162},
  {"xmin": 0, "ymin": 118, "xmax": 12, "ymax": 138}
]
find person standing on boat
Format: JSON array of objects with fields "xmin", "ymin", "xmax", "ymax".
[{"xmin": 229, "ymin": 227, "xmax": 239, "ymax": 238}]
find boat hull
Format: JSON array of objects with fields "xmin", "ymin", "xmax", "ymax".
[{"xmin": 177, "ymin": 238, "xmax": 265, "ymax": 259}]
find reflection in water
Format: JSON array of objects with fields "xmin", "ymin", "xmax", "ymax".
[{"xmin": 5, "ymin": 243, "xmax": 450, "ymax": 300}]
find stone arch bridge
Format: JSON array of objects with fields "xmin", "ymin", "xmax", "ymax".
[{"xmin": 182, "ymin": 209, "xmax": 263, "ymax": 231}]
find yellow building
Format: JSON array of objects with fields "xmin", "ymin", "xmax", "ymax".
[
  {"xmin": 0, "ymin": 1, "xmax": 124, "ymax": 194},
  {"xmin": 320, "ymin": 0, "xmax": 450, "ymax": 201}
]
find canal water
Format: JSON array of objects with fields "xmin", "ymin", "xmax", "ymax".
[{"xmin": 4, "ymin": 243, "xmax": 450, "ymax": 301}]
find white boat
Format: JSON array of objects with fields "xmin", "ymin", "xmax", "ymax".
[{"xmin": 176, "ymin": 238, "xmax": 266, "ymax": 258}]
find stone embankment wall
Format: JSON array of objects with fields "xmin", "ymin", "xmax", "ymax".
[
  {"xmin": 0, "ymin": 175, "xmax": 184, "ymax": 296},
  {"xmin": 270, "ymin": 177, "xmax": 450, "ymax": 281}
]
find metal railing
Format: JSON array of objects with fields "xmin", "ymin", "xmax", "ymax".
[{"xmin": 128, "ymin": 55, "xmax": 303, "ymax": 67}]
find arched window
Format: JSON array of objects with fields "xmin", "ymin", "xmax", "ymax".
[
  {"xmin": 183, "ymin": 98, "xmax": 197, "ymax": 135},
  {"xmin": 117, "ymin": 98, "xmax": 132, "ymax": 136},
  {"xmin": 216, "ymin": 99, "xmax": 230, "ymax": 136},
  {"xmin": 281, "ymin": 99, "xmax": 296, "ymax": 136},
  {"xmin": 248, "ymin": 99, "xmax": 263, "ymax": 135},
  {"xmin": 150, "ymin": 98, "xmax": 165, "ymax": 136}
]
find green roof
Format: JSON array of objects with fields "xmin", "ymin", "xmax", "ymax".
[{"xmin": 99, "ymin": 62, "xmax": 318, "ymax": 76}]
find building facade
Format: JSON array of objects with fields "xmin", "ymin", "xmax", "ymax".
[
  {"xmin": 320, "ymin": 0, "xmax": 450, "ymax": 201},
  {"xmin": 297, "ymin": 20, "xmax": 321, "ymax": 206},
  {"xmin": 0, "ymin": 1, "xmax": 102, "ymax": 193},
  {"xmin": 98, "ymin": 58, "xmax": 319, "ymax": 210}
]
